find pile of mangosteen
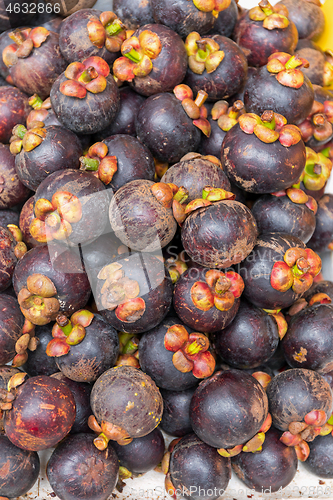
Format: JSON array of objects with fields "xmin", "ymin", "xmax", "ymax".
[{"xmin": 1, "ymin": 0, "xmax": 333, "ymax": 499}]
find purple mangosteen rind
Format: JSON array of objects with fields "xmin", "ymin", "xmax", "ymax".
[
  {"xmin": 0, "ymin": 143, "xmax": 30, "ymax": 209},
  {"xmin": 0, "ymin": 293, "xmax": 25, "ymax": 365},
  {"xmin": 113, "ymin": 0, "xmax": 155, "ymax": 30},
  {"xmin": 0, "ymin": 86, "xmax": 31, "ymax": 144},
  {"xmin": 275, "ymin": 0, "xmax": 325, "ymax": 40},
  {"xmin": 303, "ymin": 433, "xmax": 333, "ymax": 479},
  {"xmin": 308, "ymin": 194, "xmax": 333, "ymax": 253}
]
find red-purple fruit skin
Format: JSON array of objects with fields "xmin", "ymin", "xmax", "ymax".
[
  {"xmin": 222, "ymin": 124, "xmax": 306, "ymax": 193},
  {"xmin": 0, "ymin": 294, "xmax": 25, "ymax": 365},
  {"xmin": 19, "ymin": 196, "xmax": 44, "ymax": 249},
  {"xmin": 13, "ymin": 244, "xmax": 91, "ymax": 315},
  {"xmin": 0, "ymin": 227, "xmax": 18, "ymax": 292},
  {"xmin": 275, "ymin": 0, "xmax": 325, "ymax": 40},
  {"xmin": 4, "ymin": 375, "xmax": 76, "ymax": 451},
  {"xmin": 185, "ymin": 35, "xmax": 248, "ymax": 101},
  {"xmin": 308, "ymin": 194, "xmax": 333, "ymax": 253},
  {"xmin": 231, "ymin": 427, "xmax": 298, "ymax": 492},
  {"xmin": 23, "ymin": 323, "xmax": 58, "ymax": 377},
  {"xmin": 190, "ymin": 369, "xmax": 268, "ymax": 449},
  {"xmin": 0, "ymin": 86, "xmax": 30, "ymax": 143},
  {"xmin": 266, "ymin": 368, "xmax": 333, "ymax": 431},
  {"xmin": 0, "ymin": 143, "xmax": 30, "ymax": 208},
  {"xmin": 304, "ymin": 280, "xmax": 333, "ymax": 302},
  {"xmin": 46, "ymin": 433, "xmax": 119, "ymax": 500},
  {"xmin": 113, "ymin": 0, "xmax": 155, "ymax": 30},
  {"xmin": 169, "ymin": 434, "xmax": 231, "ymax": 500},
  {"xmin": 207, "ymin": 0, "xmax": 238, "ymax": 38},
  {"xmin": 0, "ymin": 435, "xmax": 40, "ymax": 498}
]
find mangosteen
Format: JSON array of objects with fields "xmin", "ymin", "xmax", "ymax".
[
  {"xmin": 275, "ymin": 0, "xmax": 325, "ymax": 40},
  {"xmin": 303, "ymin": 433, "xmax": 333, "ymax": 478},
  {"xmin": 19, "ymin": 196, "xmax": 44, "ymax": 249},
  {"xmin": 304, "ymin": 279, "xmax": 333, "ymax": 302},
  {"xmin": 50, "ymin": 56, "xmax": 120, "ymax": 135},
  {"xmin": 46, "ymin": 433, "xmax": 119, "ymax": 500},
  {"xmin": 0, "ymin": 143, "xmax": 30, "ymax": 209},
  {"xmin": 0, "ymin": 29, "xmax": 13, "ymax": 81},
  {"xmin": 0, "ymin": 294, "xmax": 25, "ymax": 365},
  {"xmin": 298, "ymin": 148, "xmax": 332, "ymax": 197},
  {"xmin": 0, "ymin": 86, "xmax": 30, "ymax": 144},
  {"xmin": 0, "ymin": 226, "xmax": 24, "ymax": 292},
  {"xmin": 0, "ymin": 434, "xmax": 40, "ymax": 499},
  {"xmin": 0, "ymin": 209, "xmax": 19, "ymax": 227},
  {"xmin": 113, "ymin": 0, "xmax": 155, "ymax": 30},
  {"xmin": 113, "ymin": 24, "xmax": 187, "ymax": 97},
  {"xmin": 207, "ymin": 0, "xmax": 238, "ymax": 38},
  {"xmin": 184, "ymin": 33, "xmax": 248, "ymax": 101},
  {"xmin": 233, "ymin": 0, "xmax": 298, "ymax": 68},
  {"xmin": 2, "ymin": 27, "xmax": 67, "ymax": 99},
  {"xmin": 298, "ymin": 88, "xmax": 333, "ymax": 149},
  {"xmin": 308, "ymin": 194, "xmax": 333, "ymax": 253},
  {"xmin": 160, "ymin": 386, "xmax": 196, "ymax": 437},
  {"xmin": 222, "ymin": 111, "xmax": 306, "ymax": 193},
  {"xmin": 23, "ymin": 322, "xmax": 57, "ymax": 376}
]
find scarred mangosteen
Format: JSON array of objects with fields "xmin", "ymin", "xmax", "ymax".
[
  {"xmin": 0, "ymin": 143, "xmax": 30, "ymax": 209},
  {"xmin": 0, "ymin": 435, "xmax": 40, "ymax": 499},
  {"xmin": 266, "ymin": 368, "xmax": 333, "ymax": 460},
  {"xmin": 303, "ymin": 433, "xmax": 333, "ymax": 478},
  {"xmin": 239, "ymin": 232, "xmax": 322, "ymax": 310},
  {"xmin": 212, "ymin": 299, "xmax": 284, "ymax": 369},
  {"xmin": 173, "ymin": 265, "xmax": 243, "ymax": 333},
  {"xmin": 221, "ymin": 110, "xmax": 306, "ymax": 193},
  {"xmin": 233, "ymin": 0, "xmax": 298, "ymax": 68},
  {"xmin": 190, "ymin": 369, "xmax": 269, "ymax": 454},
  {"xmin": 251, "ymin": 188, "xmax": 317, "ymax": 243},
  {"xmin": 0, "ymin": 86, "xmax": 30, "ymax": 143},
  {"xmin": 94, "ymin": 252, "xmax": 172, "ymax": 334},
  {"xmin": 184, "ymin": 33, "xmax": 248, "ymax": 101},
  {"xmin": 275, "ymin": 0, "xmax": 325, "ymax": 40},
  {"xmin": 308, "ymin": 194, "xmax": 333, "ymax": 253},
  {"xmin": 113, "ymin": 24, "xmax": 187, "ymax": 97},
  {"xmin": 46, "ymin": 433, "xmax": 119, "ymax": 500},
  {"xmin": 10, "ymin": 123, "xmax": 82, "ymax": 191},
  {"xmin": 298, "ymin": 88, "xmax": 333, "ymax": 149},
  {"xmin": 181, "ymin": 187, "xmax": 258, "ymax": 268},
  {"xmin": 30, "ymin": 168, "xmax": 109, "ymax": 246},
  {"xmin": 0, "ymin": 365, "xmax": 23, "ymax": 432},
  {"xmin": 164, "ymin": 433, "xmax": 231, "ymax": 500},
  {"xmin": 50, "ymin": 56, "xmax": 120, "ymax": 135},
  {"xmin": 89, "ymin": 365, "xmax": 163, "ymax": 449},
  {"xmin": 139, "ymin": 316, "xmax": 215, "ymax": 391},
  {"xmin": 113, "ymin": 0, "xmax": 155, "ymax": 30},
  {"xmin": 161, "ymin": 153, "xmax": 231, "ymax": 201},
  {"xmin": 160, "ymin": 386, "xmax": 197, "ymax": 437},
  {"xmin": 0, "ymin": 294, "xmax": 25, "ymax": 365},
  {"xmin": 13, "ymin": 244, "xmax": 91, "ymax": 325},
  {"xmin": 231, "ymin": 427, "xmax": 298, "ymax": 492},
  {"xmin": 3, "ymin": 373, "xmax": 76, "ymax": 451},
  {"xmin": 112, "ymin": 427, "xmax": 165, "ymax": 475},
  {"xmin": 243, "ymin": 53, "xmax": 314, "ymax": 125},
  {"xmin": 79, "ymin": 135, "xmax": 155, "ymax": 192},
  {"xmin": 2, "ymin": 27, "xmax": 67, "ymax": 99},
  {"xmin": 46, "ymin": 310, "xmax": 119, "ymax": 383}
]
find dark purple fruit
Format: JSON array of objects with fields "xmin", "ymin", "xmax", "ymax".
[
  {"xmin": 251, "ymin": 189, "xmax": 317, "ymax": 243},
  {"xmin": 46, "ymin": 433, "xmax": 119, "ymax": 500},
  {"xmin": 304, "ymin": 279, "xmax": 333, "ymax": 302},
  {"xmin": 0, "ymin": 434, "xmax": 40, "ymax": 498},
  {"xmin": 0, "ymin": 209, "xmax": 19, "ymax": 227},
  {"xmin": 4, "ymin": 374, "xmax": 76, "ymax": 451},
  {"xmin": 19, "ymin": 195, "xmax": 44, "ymax": 248},
  {"xmin": 167, "ymin": 433, "xmax": 231, "ymax": 500},
  {"xmin": 303, "ymin": 433, "xmax": 333, "ymax": 478},
  {"xmin": 0, "ymin": 364, "xmax": 22, "ymax": 431},
  {"xmin": 190, "ymin": 369, "xmax": 268, "ymax": 449},
  {"xmin": 0, "ymin": 143, "xmax": 30, "ymax": 208},
  {"xmin": 23, "ymin": 323, "xmax": 57, "ymax": 376},
  {"xmin": 112, "ymin": 427, "xmax": 165, "ymax": 474},
  {"xmin": 308, "ymin": 194, "xmax": 333, "ymax": 253},
  {"xmin": 0, "ymin": 29, "xmax": 13, "ymax": 81},
  {"xmin": 275, "ymin": 0, "xmax": 325, "ymax": 40},
  {"xmin": 0, "ymin": 227, "xmax": 20, "ymax": 292},
  {"xmin": 113, "ymin": 0, "xmax": 154, "ymax": 30},
  {"xmin": 0, "ymin": 0, "xmax": 36, "ymax": 33},
  {"xmin": 207, "ymin": 0, "xmax": 238, "ymax": 38},
  {"xmin": 212, "ymin": 299, "xmax": 280, "ymax": 369},
  {"xmin": 160, "ymin": 386, "xmax": 196, "ymax": 437},
  {"xmin": 0, "ymin": 86, "xmax": 30, "ymax": 143},
  {"xmin": 80, "ymin": 232, "xmax": 123, "ymax": 277},
  {"xmin": 231, "ymin": 427, "xmax": 298, "ymax": 492}
]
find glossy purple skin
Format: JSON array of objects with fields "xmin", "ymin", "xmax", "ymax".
[
  {"xmin": 46, "ymin": 433, "xmax": 119, "ymax": 500},
  {"xmin": 282, "ymin": 303, "xmax": 333, "ymax": 373},
  {"xmin": 275, "ymin": 0, "xmax": 325, "ymax": 40},
  {"xmin": 185, "ymin": 35, "xmax": 248, "ymax": 101},
  {"xmin": 303, "ymin": 86, "xmax": 333, "ymax": 150},
  {"xmin": 129, "ymin": 24, "xmax": 187, "ymax": 97},
  {"xmin": 267, "ymin": 368, "xmax": 333, "ymax": 432},
  {"xmin": 160, "ymin": 386, "xmax": 196, "ymax": 437},
  {"xmin": 13, "ymin": 244, "xmax": 91, "ymax": 316},
  {"xmin": 297, "ymin": 47, "xmax": 326, "ymax": 87},
  {"xmin": 0, "ymin": 435, "xmax": 40, "ymax": 498},
  {"xmin": 139, "ymin": 316, "xmax": 198, "ymax": 391},
  {"xmin": 173, "ymin": 265, "xmax": 240, "ymax": 333},
  {"xmin": 0, "ymin": 143, "xmax": 30, "ymax": 209},
  {"xmin": 161, "ymin": 156, "xmax": 231, "ymax": 202},
  {"xmin": 0, "ymin": 86, "xmax": 30, "ymax": 143},
  {"xmin": 251, "ymin": 193, "xmax": 316, "ymax": 243},
  {"xmin": 221, "ymin": 124, "xmax": 306, "ymax": 193},
  {"xmin": 212, "ymin": 299, "xmax": 279, "ymax": 369},
  {"xmin": 169, "ymin": 434, "xmax": 231, "ymax": 500},
  {"xmin": 94, "ymin": 87, "xmax": 146, "ymax": 140},
  {"xmin": 181, "ymin": 200, "xmax": 258, "ymax": 268},
  {"xmin": 231, "ymin": 428, "xmax": 298, "ymax": 493},
  {"xmin": 96, "ymin": 252, "xmax": 173, "ymax": 334},
  {"xmin": 238, "ymin": 232, "xmax": 307, "ymax": 310},
  {"xmin": 151, "ymin": 0, "xmax": 215, "ymax": 38},
  {"xmin": 304, "ymin": 434, "xmax": 333, "ymax": 478},
  {"xmin": 8, "ymin": 31, "xmax": 67, "ymax": 100},
  {"xmin": 136, "ymin": 92, "xmax": 201, "ymax": 164},
  {"xmin": 50, "ymin": 72, "xmax": 120, "ymax": 135},
  {"xmin": 207, "ymin": 0, "xmax": 238, "ymax": 38},
  {"xmin": 59, "ymin": 9, "xmax": 120, "ymax": 65},
  {"xmin": 233, "ymin": 10, "xmax": 298, "ymax": 68},
  {"xmin": 102, "ymin": 134, "xmax": 155, "ymax": 192},
  {"xmin": 190, "ymin": 369, "xmax": 268, "ymax": 449},
  {"xmin": 0, "ymin": 29, "xmax": 12, "ymax": 79},
  {"xmin": 308, "ymin": 194, "xmax": 333, "ymax": 253},
  {"xmin": 243, "ymin": 66, "xmax": 314, "ymax": 125},
  {"xmin": 23, "ymin": 323, "xmax": 58, "ymax": 377},
  {"xmin": 304, "ymin": 279, "xmax": 333, "ymax": 302},
  {"xmin": 15, "ymin": 125, "xmax": 82, "ymax": 191},
  {"xmin": 4, "ymin": 375, "xmax": 76, "ymax": 451},
  {"xmin": 198, "ymin": 114, "xmax": 227, "ymax": 158},
  {"xmin": 112, "ymin": 427, "xmax": 165, "ymax": 474},
  {"xmin": 113, "ymin": 0, "xmax": 154, "ymax": 30},
  {"xmin": 0, "ymin": 293, "xmax": 25, "ymax": 364}
]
